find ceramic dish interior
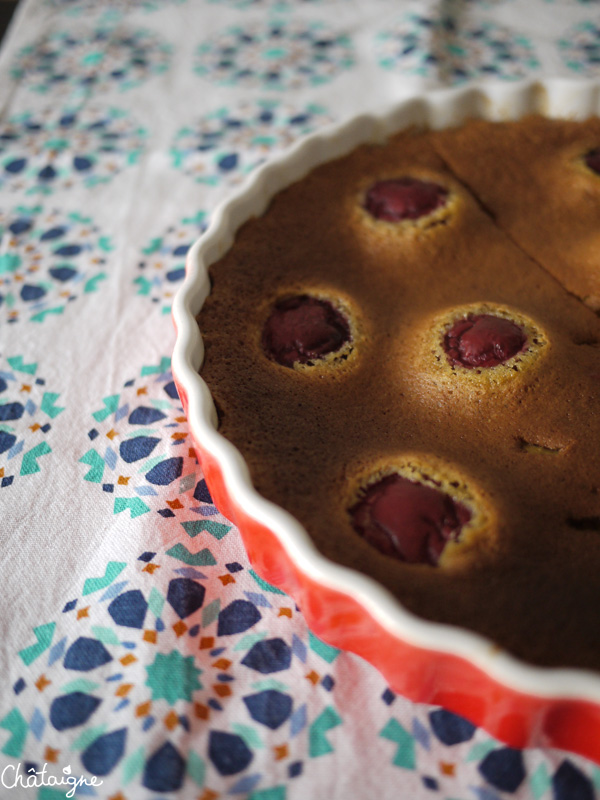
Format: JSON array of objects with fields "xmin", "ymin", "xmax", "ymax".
[{"xmin": 172, "ymin": 79, "xmax": 600, "ymax": 763}]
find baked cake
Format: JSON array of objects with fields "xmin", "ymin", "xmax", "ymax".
[{"xmin": 198, "ymin": 115, "xmax": 600, "ymax": 672}]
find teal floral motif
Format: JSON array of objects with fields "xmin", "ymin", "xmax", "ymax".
[
  {"xmin": 145, "ymin": 651, "xmax": 203, "ymax": 704},
  {"xmin": 12, "ymin": 26, "xmax": 172, "ymax": 95},
  {"xmin": 0, "ymin": 105, "xmax": 147, "ymax": 195},
  {"xmin": 78, "ymin": 358, "xmax": 197, "ymax": 519},
  {"xmin": 558, "ymin": 20, "xmax": 600, "ymax": 74},
  {"xmin": 135, "ymin": 212, "xmax": 209, "ymax": 314},
  {"xmin": 375, "ymin": 12, "xmax": 539, "ymax": 83},
  {"xmin": 5, "ymin": 516, "xmax": 600, "ymax": 795},
  {"xmin": 46, "ymin": 0, "xmax": 186, "ymax": 11},
  {"xmin": 170, "ymin": 99, "xmax": 333, "ymax": 188},
  {"xmin": 0, "ymin": 355, "xmax": 65, "ymax": 488},
  {"xmin": 0, "ymin": 206, "xmax": 112, "ymax": 324},
  {"xmin": 2, "ymin": 541, "xmax": 341, "ymax": 794},
  {"xmin": 207, "ymin": 0, "xmax": 322, "ymax": 8},
  {"xmin": 195, "ymin": 19, "xmax": 354, "ymax": 90},
  {"xmin": 459, "ymin": 0, "xmax": 514, "ymax": 5}
]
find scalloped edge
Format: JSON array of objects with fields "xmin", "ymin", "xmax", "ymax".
[{"xmin": 172, "ymin": 78, "xmax": 600, "ymax": 757}]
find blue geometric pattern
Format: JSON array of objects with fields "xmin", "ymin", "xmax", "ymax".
[
  {"xmin": 194, "ymin": 20, "xmax": 355, "ymax": 90},
  {"xmin": 78, "ymin": 359, "xmax": 198, "ymax": 519},
  {"xmin": 2, "ymin": 536, "xmax": 343, "ymax": 795},
  {"xmin": 558, "ymin": 20, "xmax": 600, "ymax": 75},
  {"xmin": 46, "ymin": 0, "xmax": 185, "ymax": 10},
  {"xmin": 375, "ymin": 12, "xmax": 539, "ymax": 82},
  {"xmin": 0, "ymin": 354, "xmax": 65, "ymax": 486},
  {"xmin": 170, "ymin": 99, "xmax": 332, "ymax": 188},
  {"xmin": 0, "ymin": 206, "xmax": 112, "ymax": 323},
  {"xmin": 134, "ymin": 212, "xmax": 208, "ymax": 313},
  {"xmin": 429, "ymin": 709, "xmax": 476, "ymax": 745},
  {"xmin": 478, "ymin": 747, "xmax": 525, "ymax": 793},
  {"xmin": 0, "ymin": 104, "xmax": 147, "ymax": 195},
  {"xmin": 207, "ymin": 0, "xmax": 324, "ymax": 7},
  {"xmin": 8, "ymin": 523, "xmax": 595, "ymax": 797},
  {"xmin": 12, "ymin": 26, "xmax": 172, "ymax": 95}
]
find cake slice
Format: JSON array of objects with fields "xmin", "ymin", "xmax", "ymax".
[{"xmin": 431, "ymin": 114, "xmax": 600, "ymax": 311}]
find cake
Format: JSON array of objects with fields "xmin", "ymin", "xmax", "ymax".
[{"xmin": 197, "ymin": 115, "xmax": 600, "ymax": 672}]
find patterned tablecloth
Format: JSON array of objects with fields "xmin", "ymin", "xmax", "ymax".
[{"xmin": 2, "ymin": 0, "xmax": 600, "ymax": 798}]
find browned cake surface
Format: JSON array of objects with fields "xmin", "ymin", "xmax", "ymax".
[
  {"xmin": 198, "ymin": 116, "xmax": 600, "ymax": 671},
  {"xmin": 431, "ymin": 115, "xmax": 600, "ymax": 311}
]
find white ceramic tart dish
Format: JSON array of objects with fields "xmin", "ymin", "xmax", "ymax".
[{"xmin": 172, "ymin": 80, "xmax": 600, "ymax": 762}]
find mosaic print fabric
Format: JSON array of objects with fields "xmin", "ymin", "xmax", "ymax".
[{"xmin": 2, "ymin": 0, "xmax": 600, "ymax": 797}]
